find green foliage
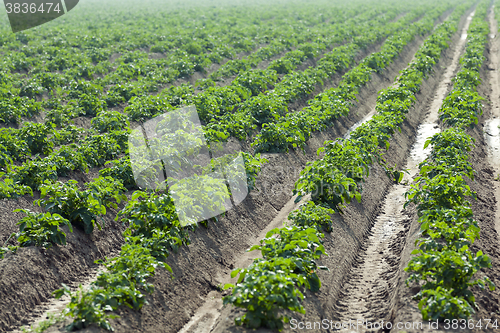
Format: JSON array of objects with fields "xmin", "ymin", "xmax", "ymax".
[
  {"xmin": 160, "ymin": 84, "xmax": 194, "ymax": 107},
  {"xmin": 0, "ymin": 1, "xmax": 467, "ymax": 331},
  {"xmin": 250, "ymin": 11, "xmax": 434, "ymax": 153},
  {"xmin": 52, "ymin": 125, "xmax": 87, "ymax": 146},
  {"xmin": 19, "ymin": 79, "xmax": 45, "ymax": 98},
  {"xmin": 419, "ymin": 128, "xmax": 475, "ymax": 180},
  {"xmin": 54, "ymin": 284, "xmax": 119, "ymax": 331},
  {"xmin": 117, "ymin": 191, "xmax": 190, "ymax": 247},
  {"xmin": 13, "ymin": 209, "xmax": 73, "ymax": 249},
  {"xmin": 85, "ymin": 176, "xmax": 127, "ymax": 210},
  {"xmin": 407, "ymin": 244, "xmax": 494, "ymax": 320},
  {"xmin": 52, "ymin": 145, "xmax": 90, "ymax": 176},
  {"xmin": 0, "ymin": 144, "xmax": 12, "ymax": 170},
  {"xmin": 44, "ymin": 104, "xmax": 76, "ymax": 127},
  {"xmin": 34, "ymin": 72, "xmax": 67, "ymax": 91},
  {"xmin": 452, "ymin": 69, "xmax": 481, "ymax": 89},
  {"xmin": 54, "ymin": 210, "xmax": 176, "ymax": 331},
  {"xmin": 99, "ymin": 157, "xmax": 137, "ymax": 189},
  {"xmin": 252, "ymin": 121, "xmax": 305, "ymax": 153},
  {"xmin": 233, "ymin": 69, "xmax": 278, "ymax": 96},
  {"xmin": 288, "ymin": 201, "xmax": 335, "ymax": 232},
  {"xmin": 439, "ymin": 89, "xmax": 484, "ymax": 128},
  {"xmin": 292, "ymin": 7, "xmax": 456, "ymax": 210},
  {"xmin": 0, "ymin": 177, "xmax": 33, "ymax": 199},
  {"xmin": 77, "ymin": 93, "xmax": 107, "ymax": 117},
  {"xmin": 224, "ymin": 10, "xmax": 461, "ymax": 328},
  {"xmin": 91, "ymin": 111, "xmax": 131, "ymax": 133},
  {"xmin": 124, "ymin": 95, "xmax": 173, "ymax": 121},
  {"xmin": 9, "ymin": 157, "xmax": 59, "ymax": 190},
  {"xmin": 294, "ymin": 139, "xmax": 370, "ymax": 212},
  {"xmin": 36, "ymin": 178, "xmax": 126, "ymax": 234},
  {"xmin": 241, "ymin": 152, "xmax": 268, "ymax": 191},
  {"xmin": 224, "ymin": 226, "xmax": 327, "ymax": 330},
  {"xmin": 249, "ymin": 226, "xmax": 326, "ymax": 279},
  {"xmin": 166, "ymin": 174, "xmax": 231, "ymax": 226},
  {"xmin": 93, "ymin": 243, "xmax": 168, "ymax": 308},
  {"xmin": 405, "ymin": 4, "xmax": 495, "ymax": 321},
  {"xmin": 78, "ymin": 134, "xmax": 122, "ymax": 167},
  {"xmin": 194, "ymin": 86, "xmax": 249, "ymax": 122},
  {"xmin": 268, "ymin": 58, "xmax": 296, "ymax": 74},
  {"xmin": 18, "ymin": 122, "xmax": 55, "ymax": 156},
  {"xmin": 224, "ymin": 259, "xmax": 306, "ymax": 330},
  {"xmin": 0, "ymin": 128, "xmax": 31, "ymax": 161},
  {"xmin": 341, "ymin": 64, "xmax": 373, "ymax": 87},
  {"xmin": 0, "ymin": 96, "xmax": 43, "ymax": 124},
  {"xmin": 294, "ymin": 159, "xmax": 361, "ymax": 213},
  {"xmin": 66, "ymin": 80, "xmax": 103, "ymax": 99},
  {"xmin": 241, "ymin": 94, "xmax": 288, "ymax": 125}
]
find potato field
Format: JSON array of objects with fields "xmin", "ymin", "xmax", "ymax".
[{"xmin": 0, "ymin": 0, "xmax": 500, "ymax": 332}]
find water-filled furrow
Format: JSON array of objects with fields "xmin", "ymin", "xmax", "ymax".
[{"xmin": 333, "ymin": 10, "xmax": 475, "ymax": 331}]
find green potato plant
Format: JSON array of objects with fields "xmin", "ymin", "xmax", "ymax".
[{"xmin": 13, "ymin": 209, "xmax": 73, "ymax": 249}]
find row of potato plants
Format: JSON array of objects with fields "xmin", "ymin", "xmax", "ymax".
[
  {"xmin": 0, "ymin": 7, "xmax": 432, "ymax": 224},
  {"xmin": 0, "ymin": 7, "xmax": 403, "ymax": 198},
  {"xmin": 3, "ymin": 141, "xmax": 270, "ymax": 327},
  {"xmin": 222, "ymin": 201, "xmax": 334, "ymax": 330},
  {"xmin": 0, "ymin": 125, "xmax": 129, "ymax": 198},
  {"xmin": 0, "ymin": 3, "xmax": 400, "ymax": 253},
  {"xmin": 0, "ymin": 1, "xmax": 468, "ymax": 328},
  {"xmin": 0, "ymin": 6, "xmax": 411, "ymax": 324},
  {"xmin": 292, "ymin": 2, "xmax": 472, "ymax": 214},
  {"xmin": 1, "ymin": 148, "xmax": 268, "ymax": 255},
  {"xmin": 404, "ymin": 1, "xmax": 496, "ymax": 320},
  {"xmin": 206, "ymin": 7, "xmax": 392, "ymax": 81},
  {"xmin": 104, "ymin": 5, "xmax": 406, "ymax": 134},
  {"xmin": 0, "ymin": 174, "xmax": 127, "ymax": 258},
  {"xmin": 199, "ymin": 6, "xmax": 426, "ymax": 143},
  {"xmin": 0, "ymin": 3, "xmax": 384, "ymax": 126},
  {"xmin": 44, "ymin": 149, "xmax": 268, "ymax": 331},
  {"xmin": 3, "ymin": 142, "xmax": 269, "ymax": 325},
  {"xmin": 251, "ymin": 4, "xmax": 450, "ymax": 153},
  {"xmin": 52, "ymin": 190, "xmax": 191, "ymax": 331},
  {"xmin": 0, "ymin": 8, "xmax": 414, "ymax": 200},
  {"xmin": 218, "ymin": 3, "xmax": 473, "ymax": 330}
]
